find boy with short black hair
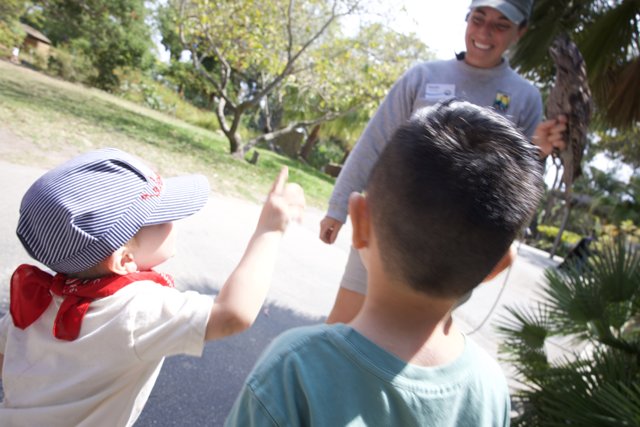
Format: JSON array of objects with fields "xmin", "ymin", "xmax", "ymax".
[
  {"xmin": 226, "ymin": 100, "xmax": 544, "ymax": 426},
  {"xmin": 0, "ymin": 147, "xmax": 304, "ymax": 426}
]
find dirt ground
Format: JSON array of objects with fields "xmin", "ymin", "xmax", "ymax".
[{"xmin": 0, "ymin": 126, "xmax": 81, "ymax": 169}]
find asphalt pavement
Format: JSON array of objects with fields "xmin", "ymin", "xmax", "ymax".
[{"xmin": 0, "ymin": 159, "xmax": 563, "ymax": 426}]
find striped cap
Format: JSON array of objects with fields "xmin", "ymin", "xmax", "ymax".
[{"xmin": 17, "ymin": 148, "xmax": 210, "ymax": 274}]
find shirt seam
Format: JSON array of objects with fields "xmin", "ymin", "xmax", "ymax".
[{"xmin": 246, "ymin": 381, "xmax": 282, "ymax": 426}]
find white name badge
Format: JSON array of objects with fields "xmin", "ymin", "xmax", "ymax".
[{"xmin": 424, "ymin": 84, "xmax": 456, "ymax": 102}]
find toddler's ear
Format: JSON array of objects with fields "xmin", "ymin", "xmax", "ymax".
[
  {"xmin": 348, "ymin": 192, "xmax": 370, "ymax": 250},
  {"xmin": 104, "ymin": 246, "xmax": 138, "ymax": 275},
  {"xmin": 482, "ymin": 245, "xmax": 516, "ymax": 283}
]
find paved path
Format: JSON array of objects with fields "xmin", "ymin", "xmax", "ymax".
[{"xmin": 0, "ymin": 159, "xmax": 562, "ymax": 426}]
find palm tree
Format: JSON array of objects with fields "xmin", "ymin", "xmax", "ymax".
[
  {"xmin": 496, "ymin": 235, "xmax": 640, "ymax": 425},
  {"xmin": 511, "ymin": 0, "xmax": 639, "ymax": 129}
]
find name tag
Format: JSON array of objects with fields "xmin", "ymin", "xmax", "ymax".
[{"xmin": 425, "ymin": 84, "xmax": 456, "ymax": 102}]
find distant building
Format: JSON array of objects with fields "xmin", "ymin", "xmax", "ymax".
[{"xmin": 21, "ymin": 23, "xmax": 52, "ymax": 59}]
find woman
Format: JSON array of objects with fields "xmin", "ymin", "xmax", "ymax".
[{"xmin": 319, "ymin": 0, "xmax": 566, "ymax": 323}]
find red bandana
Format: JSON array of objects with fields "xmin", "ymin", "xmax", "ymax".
[{"xmin": 10, "ymin": 264, "xmax": 174, "ymax": 341}]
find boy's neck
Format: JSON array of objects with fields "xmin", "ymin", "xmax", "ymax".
[{"xmin": 349, "ymin": 281, "xmax": 464, "ymax": 367}]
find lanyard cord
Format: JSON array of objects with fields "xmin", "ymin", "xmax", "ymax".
[{"xmin": 466, "ymin": 239, "xmax": 524, "ymax": 335}]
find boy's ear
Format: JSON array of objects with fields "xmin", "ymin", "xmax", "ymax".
[
  {"xmin": 348, "ymin": 192, "xmax": 370, "ymax": 249},
  {"xmin": 482, "ymin": 245, "xmax": 516, "ymax": 282},
  {"xmin": 103, "ymin": 246, "xmax": 138, "ymax": 275}
]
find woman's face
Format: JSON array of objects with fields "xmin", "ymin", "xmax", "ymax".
[{"xmin": 464, "ymin": 7, "xmax": 526, "ymax": 69}]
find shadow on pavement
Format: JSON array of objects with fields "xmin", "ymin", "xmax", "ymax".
[
  {"xmin": 0, "ymin": 288, "xmax": 324, "ymax": 427},
  {"xmin": 136, "ymin": 299, "xmax": 323, "ymax": 427}
]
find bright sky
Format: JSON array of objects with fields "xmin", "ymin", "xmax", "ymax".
[
  {"xmin": 339, "ymin": 0, "xmax": 470, "ymax": 59},
  {"xmin": 156, "ymin": 0, "xmax": 471, "ymax": 62},
  {"xmin": 383, "ymin": 0, "xmax": 470, "ymax": 59}
]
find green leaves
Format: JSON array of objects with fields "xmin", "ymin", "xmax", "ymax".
[
  {"xmin": 0, "ymin": 0, "xmax": 26, "ymax": 48},
  {"xmin": 511, "ymin": 0, "xmax": 640, "ymax": 129},
  {"xmin": 174, "ymin": 0, "xmax": 431, "ymax": 155},
  {"xmin": 32, "ymin": 0, "xmax": 154, "ymax": 90},
  {"xmin": 496, "ymin": 237, "xmax": 640, "ymax": 425},
  {"xmin": 543, "ymin": 237, "xmax": 640, "ymax": 350}
]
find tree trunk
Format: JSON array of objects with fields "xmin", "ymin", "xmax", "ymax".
[
  {"xmin": 542, "ymin": 162, "xmax": 563, "ymax": 224},
  {"xmin": 542, "ymin": 191, "xmax": 557, "ymax": 225},
  {"xmin": 216, "ymin": 120, "xmax": 240, "ymax": 155},
  {"xmin": 340, "ymin": 148, "xmax": 351, "ymax": 165},
  {"xmin": 550, "ymin": 192, "xmax": 572, "ymax": 258},
  {"xmin": 262, "ymin": 97, "xmax": 273, "ymax": 134},
  {"xmin": 299, "ymin": 124, "xmax": 321, "ymax": 161},
  {"xmin": 228, "ymin": 134, "xmax": 240, "ymax": 155}
]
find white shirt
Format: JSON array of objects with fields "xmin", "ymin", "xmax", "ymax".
[{"xmin": 0, "ymin": 280, "xmax": 213, "ymax": 427}]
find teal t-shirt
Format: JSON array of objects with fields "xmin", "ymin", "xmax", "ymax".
[{"xmin": 225, "ymin": 324, "xmax": 510, "ymax": 427}]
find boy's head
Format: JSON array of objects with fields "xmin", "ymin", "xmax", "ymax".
[
  {"xmin": 17, "ymin": 148, "xmax": 209, "ymax": 275},
  {"xmin": 364, "ymin": 100, "xmax": 543, "ymax": 298}
]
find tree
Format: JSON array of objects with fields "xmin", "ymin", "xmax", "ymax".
[
  {"xmin": 155, "ymin": 1, "xmax": 183, "ymax": 63},
  {"xmin": 0, "ymin": 0, "xmax": 27, "ymax": 50},
  {"xmin": 511, "ymin": 0, "xmax": 640, "ymax": 129},
  {"xmin": 176, "ymin": 0, "xmax": 360, "ymax": 156},
  {"xmin": 271, "ymin": 22, "xmax": 432, "ymax": 163},
  {"xmin": 175, "ymin": 0, "xmax": 429, "ymax": 158},
  {"xmin": 577, "ymin": 166, "xmax": 640, "ymax": 225},
  {"xmin": 595, "ymin": 126, "xmax": 640, "ymax": 170},
  {"xmin": 497, "ymin": 235, "xmax": 640, "ymax": 425},
  {"xmin": 538, "ymin": 157, "xmax": 639, "ymax": 257},
  {"xmin": 32, "ymin": 0, "xmax": 154, "ymax": 90},
  {"xmin": 512, "ymin": 1, "xmax": 639, "ymax": 255}
]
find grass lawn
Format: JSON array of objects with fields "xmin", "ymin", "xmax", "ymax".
[{"xmin": 0, "ymin": 60, "xmax": 336, "ymax": 208}]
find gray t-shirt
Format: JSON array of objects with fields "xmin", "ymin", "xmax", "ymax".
[
  {"xmin": 226, "ymin": 324, "xmax": 511, "ymax": 427},
  {"xmin": 327, "ymin": 57, "xmax": 543, "ymax": 222}
]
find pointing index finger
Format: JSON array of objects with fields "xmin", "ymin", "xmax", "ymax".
[{"xmin": 271, "ymin": 166, "xmax": 289, "ymax": 194}]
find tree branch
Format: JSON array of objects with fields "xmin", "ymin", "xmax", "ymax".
[
  {"xmin": 240, "ymin": 103, "xmax": 364, "ymax": 155},
  {"xmin": 242, "ymin": 0, "xmax": 361, "ymax": 111}
]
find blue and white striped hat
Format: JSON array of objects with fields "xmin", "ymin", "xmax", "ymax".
[{"xmin": 17, "ymin": 148, "xmax": 210, "ymax": 274}]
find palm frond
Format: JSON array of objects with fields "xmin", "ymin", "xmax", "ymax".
[
  {"xmin": 496, "ymin": 303, "xmax": 553, "ymax": 348},
  {"xmin": 594, "ymin": 382, "xmax": 640, "ymax": 425},
  {"xmin": 591, "ymin": 236, "xmax": 640, "ymax": 304},
  {"xmin": 580, "ymin": 1, "xmax": 639, "ymax": 83},
  {"xmin": 501, "ymin": 237, "xmax": 640, "ymax": 425},
  {"xmin": 495, "ymin": 303, "xmax": 553, "ymax": 381},
  {"xmin": 543, "ymin": 266, "xmax": 605, "ymax": 330},
  {"xmin": 512, "ymin": 0, "xmax": 640, "ymax": 128},
  {"xmin": 539, "ymin": 237, "xmax": 640, "ymax": 353},
  {"xmin": 512, "ymin": 348, "xmax": 640, "ymax": 426}
]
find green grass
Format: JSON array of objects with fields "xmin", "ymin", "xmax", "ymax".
[
  {"xmin": 0, "ymin": 60, "xmax": 335, "ymax": 208},
  {"xmin": 116, "ymin": 69, "xmax": 221, "ymax": 132}
]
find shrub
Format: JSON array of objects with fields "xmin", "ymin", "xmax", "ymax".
[
  {"xmin": 0, "ymin": 20, "xmax": 23, "ymax": 52},
  {"xmin": 117, "ymin": 70, "xmax": 219, "ymax": 132},
  {"xmin": 535, "ymin": 225, "xmax": 582, "ymax": 257},
  {"xmin": 47, "ymin": 45, "xmax": 97, "ymax": 84},
  {"xmin": 306, "ymin": 137, "xmax": 346, "ymax": 170},
  {"xmin": 497, "ymin": 236, "xmax": 640, "ymax": 425}
]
